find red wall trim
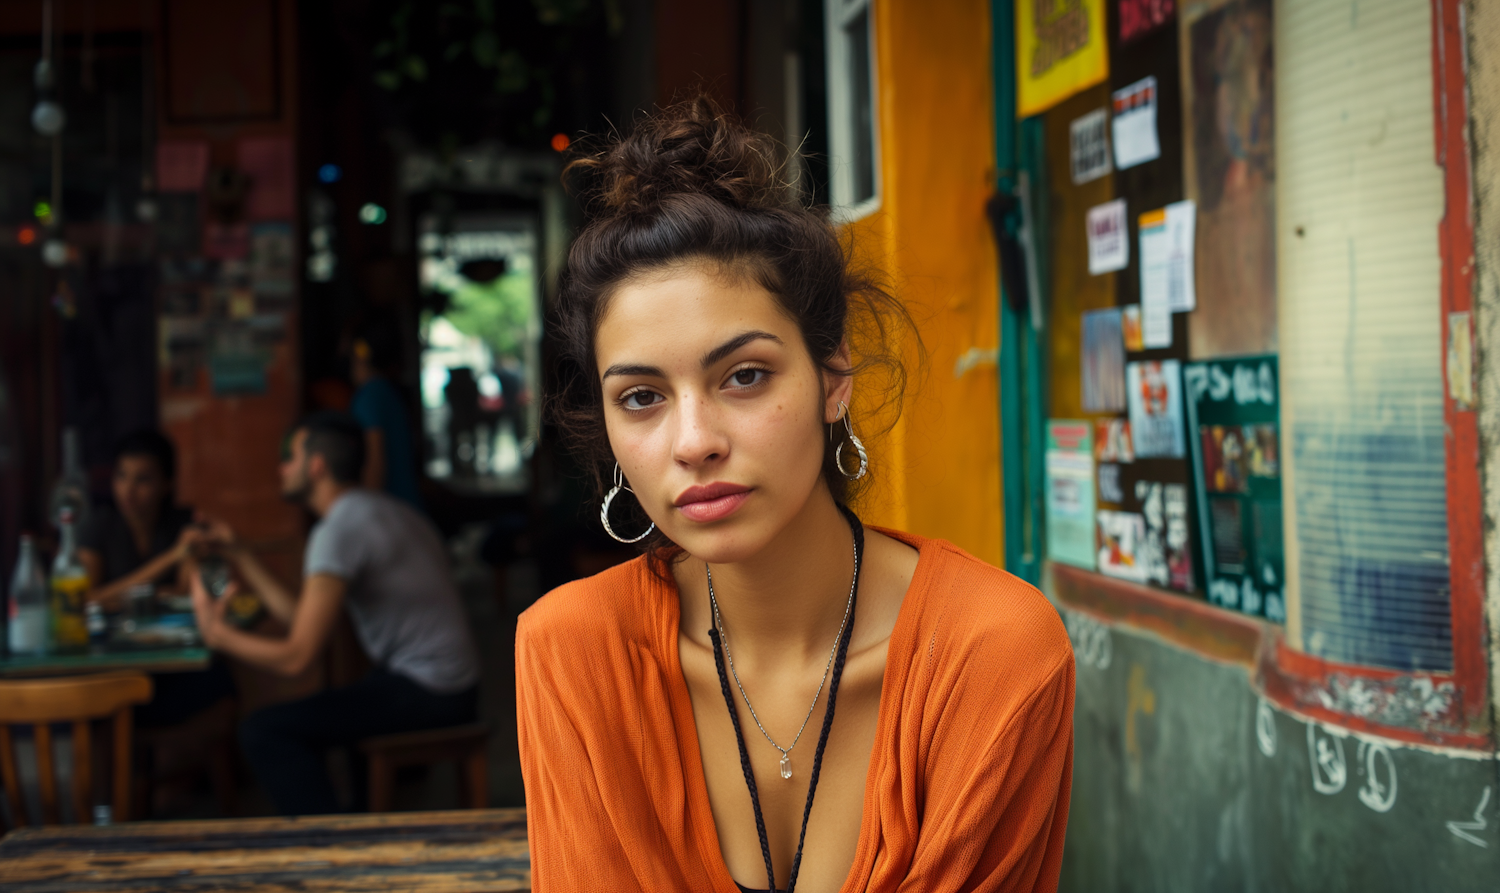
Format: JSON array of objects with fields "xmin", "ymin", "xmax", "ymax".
[
  {"xmin": 1053, "ymin": 564, "xmax": 1493, "ymax": 749},
  {"xmin": 1431, "ymin": 0, "xmax": 1488, "ymax": 725}
]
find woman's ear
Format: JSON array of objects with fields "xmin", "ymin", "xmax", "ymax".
[{"xmin": 823, "ymin": 342, "xmax": 855, "ymax": 424}]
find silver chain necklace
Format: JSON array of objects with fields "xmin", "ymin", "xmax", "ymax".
[{"xmin": 706, "ymin": 538, "xmax": 858, "ymax": 781}]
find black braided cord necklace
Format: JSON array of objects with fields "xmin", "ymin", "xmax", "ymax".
[{"xmin": 707, "ymin": 504, "xmax": 864, "ymax": 893}]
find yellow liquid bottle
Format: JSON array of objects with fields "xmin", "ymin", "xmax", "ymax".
[{"xmin": 50, "ymin": 510, "xmax": 90, "ymax": 649}]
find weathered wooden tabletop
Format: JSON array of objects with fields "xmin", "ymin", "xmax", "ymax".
[{"xmin": 0, "ymin": 808, "xmax": 530, "ymax": 892}]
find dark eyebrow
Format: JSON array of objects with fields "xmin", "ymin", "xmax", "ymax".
[
  {"xmin": 601, "ymin": 362, "xmax": 664, "ymax": 381},
  {"xmin": 601, "ymin": 331, "xmax": 783, "ymax": 382},
  {"xmin": 700, "ymin": 331, "xmax": 783, "ymax": 368}
]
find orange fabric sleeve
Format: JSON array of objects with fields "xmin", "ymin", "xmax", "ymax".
[{"xmin": 901, "ymin": 652, "xmax": 1075, "ymax": 892}]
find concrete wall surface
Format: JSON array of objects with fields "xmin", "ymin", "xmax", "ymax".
[{"xmin": 1058, "ymin": 612, "xmax": 1500, "ymax": 892}]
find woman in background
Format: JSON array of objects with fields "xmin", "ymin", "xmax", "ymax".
[{"xmin": 80, "ymin": 429, "xmax": 234, "ymax": 727}]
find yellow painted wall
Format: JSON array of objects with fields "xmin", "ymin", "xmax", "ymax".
[{"xmin": 849, "ymin": 0, "xmax": 1003, "ymax": 566}]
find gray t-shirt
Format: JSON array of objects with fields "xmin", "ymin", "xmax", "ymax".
[{"xmin": 305, "ymin": 490, "xmax": 480, "ymax": 694}]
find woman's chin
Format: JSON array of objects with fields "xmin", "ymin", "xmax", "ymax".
[{"xmin": 666, "ymin": 521, "xmax": 771, "ymax": 567}]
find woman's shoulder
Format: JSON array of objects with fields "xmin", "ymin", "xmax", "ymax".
[{"xmin": 900, "ymin": 533, "xmax": 1073, "ymax": 683}]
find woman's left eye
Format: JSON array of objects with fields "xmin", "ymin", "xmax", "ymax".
[{"xmin": 727, "ymin": 368, "xmax": 768, "ymax": 388}]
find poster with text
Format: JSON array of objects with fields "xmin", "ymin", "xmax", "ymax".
[
  {"xmin": 1018, "ymin": 0, "xmax": 1109, "ymax": 117},
  {"xmin": 1082, "ymin": 308, "xmax": 1127, "ymax": 412},
  {"xmin": 1046, "ymin": 421, "xmax": 1097, "ymax": 570},
  {"xmin": 1183, "ymin": 355, "xmax": 1284, "ymax": 621},
  {"xmin": 1126, "ymin": 360, "xmax": 1185, "ymax": 458},
  {"xmin": 1070, "ymin": 109, "xmax": 1113, "ymax": 184},
  {"xmin": 1119, "ymin": 0, "xmax": 1175, "ymax": 43}
]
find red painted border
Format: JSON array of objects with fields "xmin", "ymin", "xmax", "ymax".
[{"xmin": 1431, "ymin": 0, "xmax": 1488, "ymax": 726}]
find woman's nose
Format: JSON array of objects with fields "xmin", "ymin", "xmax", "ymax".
[{"xmin": 671, "ymin": 394, "xmax": 730, "ymax": 467}]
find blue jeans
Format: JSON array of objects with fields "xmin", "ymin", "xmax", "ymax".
[{"xmin": 239, "ymin": 668, "xmax": 478, "ymax": 816}]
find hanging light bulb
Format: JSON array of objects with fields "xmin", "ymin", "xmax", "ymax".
[
  {"xmin": 32, "ymin": 100, "xmax": 65, "ymax": 136},
  {"xmin": 41, "ymin": 238, "xmax": 68, "ymax": 268}
]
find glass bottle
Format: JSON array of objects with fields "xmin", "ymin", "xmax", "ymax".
[
  {"xmin": 7, "ymin": 534, "xmax": 48, "ymax": 655},
  {"xmin": 49, "ymin": 426, "xmax": 89, "ymax": 531},
  {"xmin": 50, "ymin": 508, "xmax": 89, "ymax": 649}
]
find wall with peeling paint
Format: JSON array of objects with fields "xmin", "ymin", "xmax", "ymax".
[
  {"xmin": 1059, "ymin": 612, "xmax": 1500, "ymax": 892},
  {"xmin": 1467, "ymin": 0, "xmax": 1500, "ymax": 735}
]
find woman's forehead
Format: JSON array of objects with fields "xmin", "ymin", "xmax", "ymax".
[{"xmin": 596, "ymin": 265, "xmax": 795, "ymax": 360}]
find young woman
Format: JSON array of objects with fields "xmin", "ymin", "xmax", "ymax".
[{"xmin": 518, "ymin": 98, "xmax": 1074, "ymax": 893}]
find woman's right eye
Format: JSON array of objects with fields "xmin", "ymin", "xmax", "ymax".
[{"xmin": 620, "ymin": 390, "xmax": 662, "ymax": 410}]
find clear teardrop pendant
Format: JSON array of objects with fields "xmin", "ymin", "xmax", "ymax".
[{"xmin": 779, "ymin": 753, "xmax": 793, "ymax": 780}]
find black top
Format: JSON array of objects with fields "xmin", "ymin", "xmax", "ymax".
[{"xmin": 78, "ymin": 503, "xmax": 195, "ymax": 586}]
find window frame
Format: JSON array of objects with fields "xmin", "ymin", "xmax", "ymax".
[{"xmin": 824, "ymin": 0, "xmax": 881, "ymax": 221}]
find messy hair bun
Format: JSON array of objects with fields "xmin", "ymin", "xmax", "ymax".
[{"xmin": 549, "ymin": 95, "xmax": 916, "ymax": 553}]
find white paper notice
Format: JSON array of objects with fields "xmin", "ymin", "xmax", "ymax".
[
  {"xmin": 1137, "ymin": 201, "xmax": 1197, "ymax": 347},
  {"xmin": 1112, "ymin": 76, "xmax": 1160, "ymax": 170},
  {"xmin": 1070, "ymin": 109, "xmax": 1112, "ymax": 185},
  {"xmin": 1086, "ymin": 199, "xmax": 1129, "ymax": 274}
]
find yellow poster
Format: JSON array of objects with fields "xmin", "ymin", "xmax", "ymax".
[{"xmin": 1016, "ymin": 0, "xmax": 1110, "ymax": 117}]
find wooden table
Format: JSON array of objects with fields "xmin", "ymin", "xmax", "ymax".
[
  {"xmin": 0, "ymin": 808, "xmax": 530, "ymax": 892},
  {"xmin": 0, "ymin": 646, "xmax": 210, "ymax": 678}
]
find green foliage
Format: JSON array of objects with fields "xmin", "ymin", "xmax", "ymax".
[{"xmin": 441, "ymin": 271, "xmax": 533, "ymax": 359}]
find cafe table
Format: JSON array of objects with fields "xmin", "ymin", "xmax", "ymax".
[
  {"xmin": 0, "ymin": 807, "xmax": 531, "ymax": 891},
  {"xmin": 0, "ymin": 614, "xmax": 210, "ymax": 678}
]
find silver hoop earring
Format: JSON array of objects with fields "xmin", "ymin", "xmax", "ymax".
[
  {"xmin": 833, "ymin": 401, "xmax": 868, "ymax": 480},
  {"xmin": 601, "ymin": 463, "xmax": 656, "ymax": 544}
]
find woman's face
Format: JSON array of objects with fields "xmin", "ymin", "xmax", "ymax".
[
  {"xmin": 113, "ymin": 454, "xmax": 169, "ymax": 524},
  {"xmin": 595, "ymin": 261, "xmax": 850, "ymax": 564}
]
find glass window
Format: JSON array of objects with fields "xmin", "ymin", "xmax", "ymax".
[{"xmin": 826, "ymin": 0, "xmax": 879, "ymax": 216}]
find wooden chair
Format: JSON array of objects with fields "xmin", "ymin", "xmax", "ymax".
[
  {"xmin": 360, "ymin": 723, "xmax": 489, "ymax": 812},
  {"xmin": 0, "ymin": 673, "xmax": 153, "ymax": 827}
]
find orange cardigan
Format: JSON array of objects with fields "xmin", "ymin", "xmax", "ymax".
[{"xmin": 516, "ymin": 529, "xmax": 1075, "ymax": 892}]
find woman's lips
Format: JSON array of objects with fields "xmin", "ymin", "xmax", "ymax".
[{"xmin": 675, "ymin": 484, "xmax": 752, "ymax": 523}]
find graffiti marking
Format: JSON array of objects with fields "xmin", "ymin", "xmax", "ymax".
[
  {"xmin": 1307, "ymin": 723, "xmax": 1347, "ymax": 795},
  {"xmin": 1255, "ymin": 699, "xmax": 1276, "ymax": 757},
  {"xmin": 1354, "ymin": 741, "xmax": 1397, "ymax": 813},
  {"xmin": 1447, "ymin": 787, "xmax": 1491, "ymax": 848}
]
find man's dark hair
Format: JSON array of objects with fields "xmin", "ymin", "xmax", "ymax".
[
  {"xmin": 295, "ymin": 413, "xmax": 366, "ymax": 485},
  {"xmin": 114, "ymin": 429, "xmax": 177, "ymax": 482}
]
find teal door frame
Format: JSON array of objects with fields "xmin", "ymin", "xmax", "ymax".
[{"xmin": 991, "ymin": 0, "xmax": 1049, "ymax": 585}]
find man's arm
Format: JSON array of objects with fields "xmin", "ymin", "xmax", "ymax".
[
  {"xmin": 199, "ymin": 516, "xmax": 299, "ymax": 624},
  {"xmin": 192, "ymin": 570, "xmax": 346, "ymax": 678},
  {"xmin": 362, "ymin": 427, "xmax": 387, "ymax": 492}
]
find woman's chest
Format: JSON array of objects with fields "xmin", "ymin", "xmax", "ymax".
[{"xmin": 679, "ymin": 638, "xmax": 888, "ymax": 893}]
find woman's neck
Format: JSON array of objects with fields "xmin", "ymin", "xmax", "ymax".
[
  {"xmin": 124, "ymin": 505, "xmax": 160, "ymax": 555},
  {"xmin": 678, "ymin": 489, "xmax": 855, "ymax": 665}
]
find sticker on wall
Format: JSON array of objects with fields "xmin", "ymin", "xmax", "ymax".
[
  {"xmin": 1086, "ymin": 199, "xmax": 1129, "ymax": 274},
  {"xmin": 1097, "ymin": 510, "xmax": 1148, "ymax": 583},
  {"xmin": 1126, "ymin": 360, "xmax": 1185, "ymax": 458},
  {"xmin": 1070, "ymin": 109, "xmax": 1113, "ymax": 184},
  {"xmin": 1121, "ymin": 304, "xmax": 1145, "ymax": 351},
  {"xmin": 1112, "ymin": 76, "xmax": 1161, "ymax": 170},
  {"xmin": 1016, "ymin": 0, "xmax": 1110, "ymax": 117},
  {"xmin": 1046, "ymin": 421, "xmax": 1097, "ymax": 570},
  {"xmin": 1119, "ymin": 0, "xmax": 1175, "ymax": 44},
  {"xmin": 1098, "ymin": 462, "xmax": 1124, "ymax": 503},
  {"xmin": 1082, "ymin": 308, "xmax": 1127, "ymax": 412}
]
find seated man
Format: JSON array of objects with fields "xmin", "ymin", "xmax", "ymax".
[{"xmin": 190, "ymin": 413, "xmax": 480, "ymax": 816}]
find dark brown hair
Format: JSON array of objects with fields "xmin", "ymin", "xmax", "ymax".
[{"xmin": 549, "ymin": 96, "xmax": 917, "ymax": 553}]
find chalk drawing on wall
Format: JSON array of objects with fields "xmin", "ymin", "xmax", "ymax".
[
  {"xmin": 1307, "ymin": 723, "xmax": 1347, "ymax": 795},
  {"xmin": 1063, "ymin": 610, "xmax": 1113, "ymax": 670},
  {"xmin": 1255, "ymin": 698, "xmax": 1276, "ymax": 757},
  {"xmin": 1447, "ymin": 787, "xmax": 1491, "ymax": 847},
  {"xmin": 1354, "ymin": 740, "xmax": 1397, "ymax": 813}
]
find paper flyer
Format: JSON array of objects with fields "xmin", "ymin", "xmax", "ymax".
[
  {"xmin": 1138, "ymin": 201, "xmax": 1195, "ymax": 347},
  {"xmin": 1070, "ymin": 109, "xmax": 1112, "ymax": 185},
  {"xmin": 1045, "ymin": 421, "xmax": 1097, "ymax": 571},
  {"xmin": 1112, "ymin": 76, "xmax": 1160, "ymax": 170},
  {"xmin": 1126, "ymin": 360, "xmax": 1185, "ymax": 458},
  {"xmin": 1086, "ymin": 199, "xmax": 1129, "ymax": 274},
  {"xmin": 1097, "ymin": 510, "xmax": 1148, "ymax": 583}
]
